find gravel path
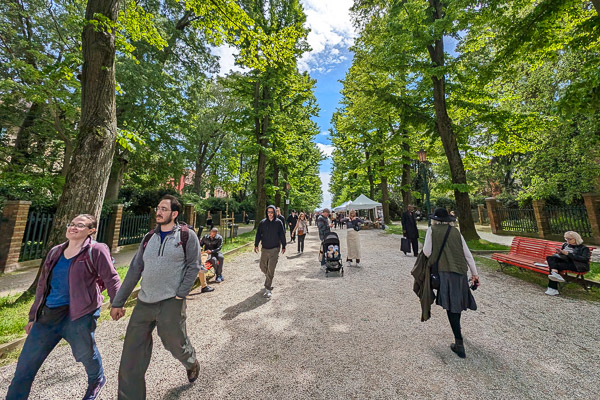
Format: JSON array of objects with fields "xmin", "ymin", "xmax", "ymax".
[{"xmin": 1, "ymin": 229, "xmax": 599, "ymax": 399}]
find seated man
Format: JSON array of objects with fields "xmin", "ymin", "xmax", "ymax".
[{"xmin": 200, "ymin": 227, "xmax": 225, "ymax": 283}]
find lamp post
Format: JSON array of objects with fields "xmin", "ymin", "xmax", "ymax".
[{"xmin": 417, "ymin": 149, "xmax": 431, "ymax": 226}]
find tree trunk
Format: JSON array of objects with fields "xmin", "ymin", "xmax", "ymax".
[
  {"xmin": 401, "ymin": 139, "xmax": 412, "ymax": 209},
  {"xmin": 10, "ymin": 102, "xmax": 41, "ymax": 169},
  {"xmin": 22, "ymin": 0, "xmax": 121, "ymax": 298},
  {"xmin": 426, "ymin": 0, "xmax": 479, "ymax": 241},
  {"xmin": 378, "ymin": 156, "xmax": 390, "ymax": 224},
  {"xmin": 254, "ymin": 80, "xmax": 269, "ymax": 229},
  {"xmin": 273, "ymin": 163, "xmax": 280, "ymax": 208},
  {"xmin": 105, "ymin": 152, "xmax": 127, "ymax": 202},
  {"xmin": 365, "ymin": 150, "xmax": 374, "ymax": 200}
]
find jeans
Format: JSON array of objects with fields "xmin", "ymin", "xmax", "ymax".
[
  {"xmin": 208, "ymin": 252, "xmax": 224, "ymax": 276},
  {"xmin": 7, "ymin": 308, "xmax": 102, "ymax": 400},
  {"xmin": 297, "ymin": 234, "xmax": 306, "ymax": 252}
]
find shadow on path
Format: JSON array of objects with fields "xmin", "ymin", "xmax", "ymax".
[{"xmin": 221, "ymin": 290, "xmax": 269, "ymax": 321}]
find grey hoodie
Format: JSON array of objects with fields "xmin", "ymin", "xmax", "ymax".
[{"xmin": 112, "ymin": 224, "xmax": 200, "ymax": 307}]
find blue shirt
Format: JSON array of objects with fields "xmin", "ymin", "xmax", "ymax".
[
  {"xmin": 45, "ymin": 254, "xmax": 73, "ymax": 308},
  {"xmin": 159, "ymin": 230, "xmax": 170, "ymax": 243}
]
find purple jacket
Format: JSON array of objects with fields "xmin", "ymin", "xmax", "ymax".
[{"xmin": 28, "ymin": 237, "xmax": 121, "ymax": 322}]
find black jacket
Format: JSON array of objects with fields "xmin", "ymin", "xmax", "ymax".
[
  {"xmin": 560, "ymin": 243, "xmax": 591, "ymax": 272},
  {"xmin": 287, "ymin": 214, "xmax": 298, "ymax": 229},
  {"xmin": 401, "ymin": 211, "xmax": 419, "ymax": 238},
  {"xmin": 255, "ymin": 217, "xmax": 286, "ymax": 250},
  {"xmin": 277, "ymin": 215, "xmax": 286, "ymax": 231},
  {"xmin": 200, "ymin": 234, "xmax": 223, "ymax": 254},
  {"xmin": 317, "ymin": 215, "xmax": 330, "ymax": 241}
]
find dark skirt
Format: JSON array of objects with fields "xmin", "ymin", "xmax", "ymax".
[{"xmin": 436, "ymin": 271, "xmax": 477, "ymax": 313}]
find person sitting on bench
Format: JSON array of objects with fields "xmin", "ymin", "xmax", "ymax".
[
  {"xmin": 200, "ymin": 227, "xmax": 225, "ymax": 283},
  {"xmin": 545, "ymin": 231, "xmax": 590, "ymax": 296}
]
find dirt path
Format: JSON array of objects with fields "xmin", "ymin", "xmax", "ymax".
[{"xmin": 1, "ymin": 229, "xmax": 598, "ymax": 399}]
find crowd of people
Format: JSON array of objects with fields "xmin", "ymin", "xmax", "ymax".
[{"xmin": 5, "ymin": 197, "xmax": 593, "ymax": 399}]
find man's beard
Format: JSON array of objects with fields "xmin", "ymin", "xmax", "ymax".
[{"xmin": 157, "ymin": 214, "xmax": 173, "ymax": 225}]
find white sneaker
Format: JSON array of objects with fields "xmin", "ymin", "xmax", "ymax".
[
  {"xmin": 346, "ymin": 261, "xmax": 352, "ymax": 268},
  {"xmin": 545, "ymin": 288, "xmax": 560, "ymax": 296},
  {"xmin": 355, "ymin": 262, "xmax": 361, "ymax": 268},
  {"xmin": 265, "ymin": 289, "xmax": 272, "ymax": 298},
  {"xmin": 548, "ymin": 272, "xmax": 565, "ymax": 282}
]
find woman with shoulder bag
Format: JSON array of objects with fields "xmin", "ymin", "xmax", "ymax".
[
  {"xmin": 7, "ymin": 214, "xmax": 122, "ymax": 400},
  {"xmin": 423, "ymin": 208, "xmax": 479, "ymax": 359},
  {"xmin": 341, "ymin": 210, "xmax": 364, "ymax": 267},
  {"xmin": 292, "ymin": 212, "xmax": 309, "ymax": 254}
]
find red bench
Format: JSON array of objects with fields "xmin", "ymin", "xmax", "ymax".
[{"xmin": 491, "ymin": 237, "xmax": 595, "ymax": 287}]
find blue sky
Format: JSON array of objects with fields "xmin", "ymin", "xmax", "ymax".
[{"xmin": 214, "ymin": 0, "xmax": 358, "ymax": 209}]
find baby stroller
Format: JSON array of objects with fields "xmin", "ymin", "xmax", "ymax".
[{"xmin": 320, "ymin": 232, "xmax": 344, "ymax": 276}]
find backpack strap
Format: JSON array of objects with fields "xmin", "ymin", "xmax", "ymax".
[{"xmin": 180, "ymin": 224, "xmax": 189, "ymax": 261}]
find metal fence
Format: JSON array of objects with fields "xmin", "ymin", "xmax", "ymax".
[
  {"xmin": 20, "ymin": 211, "xmax": 54, "ymax": 261},
  {"xmin": 545, "ymin": 206, "xmax": 592, "ymax": 237},
  {"xmin": 118, "ymin": 213, "xmax": 151, "ymax": 246},
  {"xmin": 96, "ymin": 214, "xmax": 112, "ymax": 244},
  {"xmin": 496, "ymin": 207, "xmax": 538, "ymax": 233}
]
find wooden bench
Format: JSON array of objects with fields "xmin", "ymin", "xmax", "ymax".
[{"xmin": 491, "ymin": 237, "xmax": 595, "ymax": 288}]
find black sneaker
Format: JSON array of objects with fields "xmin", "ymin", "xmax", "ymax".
[
  {"xmin": 201, "ymin": 286, "xmax": 214, "ymax": 293},
  {"xmin": 187, "ymin": 360, "xmax": 200, "ymax": 383},
  {"xmin": 82, "ymin": 375, "xmax": 106, "ymax": 400}
]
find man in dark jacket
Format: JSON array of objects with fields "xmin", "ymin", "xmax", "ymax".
[
  {"xmin": 401, "ymin": 205, "xmax": 419, "ymax": 256},
  {"xmin": 287, "ymin": 210, "xmax": 298, "ymax": 243},
  {"xmin": 200, "ymin": 227, "xmax": 225, "ymax": 283},
  {"xmin": 254, "ymin": 205, "xmax": 286, "ymax": 298},
  {"xmin": 317, "ymin": 209, "xmax": 333, "ymax": 266}
]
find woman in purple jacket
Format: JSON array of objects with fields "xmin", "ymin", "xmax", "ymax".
[{"xmin": 7, "ymin": 214, "xmax": 121, "ymax": 400}]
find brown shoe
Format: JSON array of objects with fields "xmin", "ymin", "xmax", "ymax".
[{"xmin": 187, "ymin": 360, "xmax": 200, "ymax": 383}]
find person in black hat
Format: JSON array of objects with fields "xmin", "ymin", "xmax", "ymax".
[{"xmin": 422, "ymin": 208, "xmax": 480, "ymax": 359}]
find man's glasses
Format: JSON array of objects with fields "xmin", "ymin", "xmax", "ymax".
[
  {"xmin": 66, "ymin": 223, "xmax": 91, "ymax": 229},
  {"xmin": 267, "ymin": 211, "xmax": 275, "ymax": 214},
  {"xmin": 154, "ymin": 207, "xmax": 172, "ymax": 213}
]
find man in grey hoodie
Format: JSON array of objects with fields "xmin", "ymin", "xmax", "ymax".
[{"xmin": 110, "ymin": 195, "xmax": 201, "ymax": 399}]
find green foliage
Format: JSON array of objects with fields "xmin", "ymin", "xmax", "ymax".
[{"xmin": 120, "ymin": 187, "xmax": 182, "ymax": 215}]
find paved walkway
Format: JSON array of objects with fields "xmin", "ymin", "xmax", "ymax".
[{"xmin": 1, "ymin": 228, "xmax": 598, "ymax": 399}]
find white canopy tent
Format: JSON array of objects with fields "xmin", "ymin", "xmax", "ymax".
[
  {"xmin": 333, "ymin": 201, "xmax": 352, "ymax": 212},
  {"xmin": 348, "ymin": 194, "xmax": 382, "ymax": 220}
]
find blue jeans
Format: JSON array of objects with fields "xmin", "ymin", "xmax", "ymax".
[{"xmin": 6, "ymin": 308, "xmax": 103, "ymax": 400}]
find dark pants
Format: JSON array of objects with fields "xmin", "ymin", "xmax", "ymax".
[
  {"xmin": 546, "ymin": 255, "xmax": 575, "ymax": 289},
  {"xmin": 290, "ymin": 226, "xmax": 296, "ymax": 241},
  {"xmin": 118, "ymin": 298, "xmax": 196, "ymax": 400},
  {"xmin": 209, "ymin": 252, "xmax": 224, "ymax": 276},
  {"xmin": 406, "ymin": 235, "xmax": 419, "ymax": 256},
  {"xmin": 297, "ymin": 234, "xmax": 306, "ymax": 252},
  {"xmin": 7, "ymin": 308, "xmax": 102, "ymax": 400}
]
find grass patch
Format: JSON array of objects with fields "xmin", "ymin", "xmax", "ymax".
[
  {"xmin": 0, "ymin": 294, "xmax": 34, "ymax": 345},
  {"xmin": 474, "ymin": 255, "xmax": 600, "ymax": 302},
  {"xmin": 221, "ymin": 230, "xmax": 256, "ymax": 253},
  {"xmin": 587, "ymin": 261, "xmax": 600, "ymax": 282}
]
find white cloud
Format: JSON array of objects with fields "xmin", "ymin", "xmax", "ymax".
[
  {"xmin": 316, "ymin": 143, "xmax": 335, "ymax": 157},
  {"xmin": 319, "ymin": 172, "xmax": 332, "ymax": 209},
  {"xmin": 299, "ymin": 0, "xmax": 356, "ymax": 73},
  {"xmin": 320, "ymin": 130, "xmax": 329, "ymax": 137},
  {"xmin": 211, "ymin": 45, "xmax": 249, "ymax": 76}
]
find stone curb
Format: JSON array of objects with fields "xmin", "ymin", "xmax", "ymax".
[{"xmin": 0, "ymin": 240, "xmax": 254, "ymax": 358}]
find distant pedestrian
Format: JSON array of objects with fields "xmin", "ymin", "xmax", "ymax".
[
  {"xmin": 292, "ymin": 212, "xmax": 309, "ymax": 253},
  {"xmin": 342, "ymin": 210, "xmax": 364, "ymax": 267},
  {"xmin": 206, "ymin": 211, "xmax": 213, "ymax": 229},
  {"xmin": 331, "ymin": 211, "xmax": 337, "ymax": 228},
  {"xmin": 317, "ymin": 209, "xmax": 333, "ymax": 265},
  {"xmin": 7, "ymin": 214, "xmax": 121, "ymax": 400},
  {"xmin": 401, "ymin": 205, "xmax": 419, "ymax": 257},
  {"xmin": 200, "ymin": 227, "xmax": 225, "ymax": 283},
  {"xmin": 111, "ymin": 195, "xmax": 201, "ymax": 398},
  {"xmin": 423, "ymin": 208, "xmax": 479, "ymax": 359},
  {"xmin": 545, "ymin": 231, "xmax": 590, "ymax": 296},
  {"xmin": 254, "ymin": 205, "xmax": 286, "ymax": 298},
  {"xmin": 276, "ymin": 207, "xmax": 286, "ymax": 232},
  {"xmin": 287, "ymin": 210, "xmax": 298, "ymax": 243}
]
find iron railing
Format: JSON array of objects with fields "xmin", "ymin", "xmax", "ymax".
[
  {"xmin": 118, "ymin": 213, "xmax": 151, "ymax": 246},
  {"xmin": 545, "ymin": 206, "xmax": 591, "ymax": 237},
  {"xmin": 96, "ymin": 214, "xmax": 111, "ymax": 244},
  {"xmin": 496, "ymin": 207, "xmax": 538, "ymax": 233},
  {"xmin": 20, "ymin": 211, "xmax": 54, "ymax": 261}
]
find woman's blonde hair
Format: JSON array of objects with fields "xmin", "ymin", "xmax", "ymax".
[
  {"xmin": 349, "ymin": 210, "xmax": 356, "ymax": 217},
  {"xmin": 564, "ymin": 231, "xmax": 583, "ymax": 245},
  {"xmin": 299, "ymin": 212, "xmax": 305, "ymax": 219}
]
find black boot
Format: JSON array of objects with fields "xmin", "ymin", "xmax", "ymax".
[{"xmin": 451, "ymin": 339, "xmax": 466, "ymax": 358}]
